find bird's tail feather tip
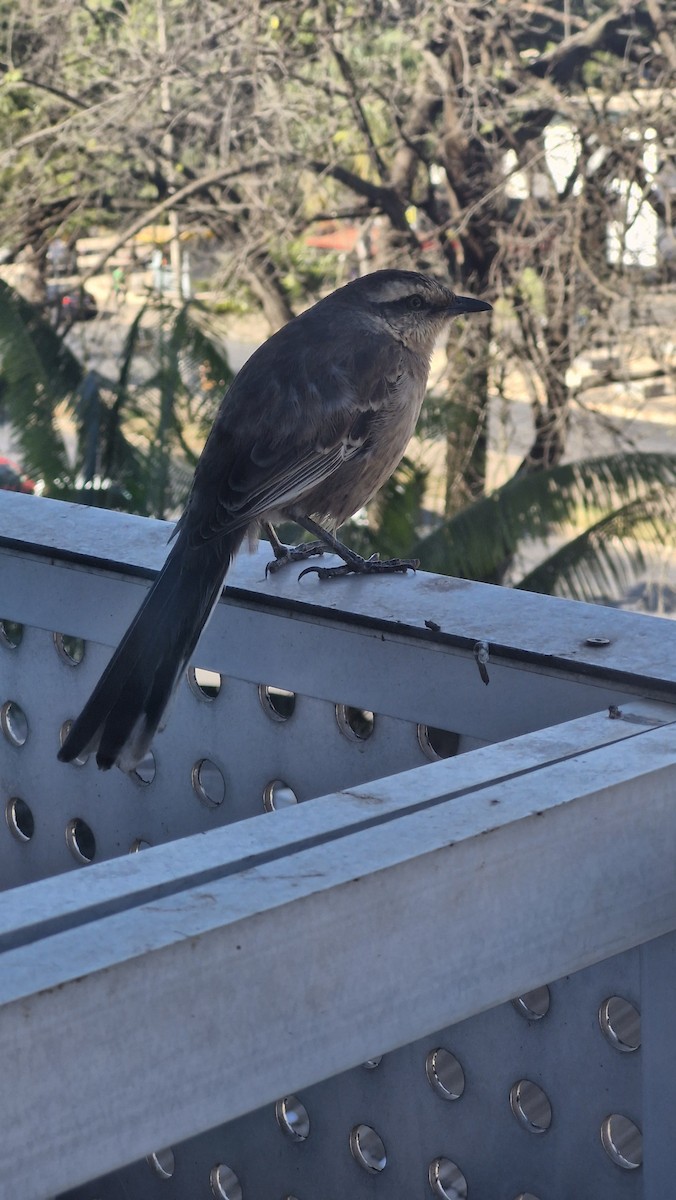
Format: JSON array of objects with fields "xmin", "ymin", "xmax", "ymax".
[
  {"xmin": 55, "ymin": 535, "xmax": 235, "ymax": 773},
  {"xmin": 59, "ymin": 713, "xmax": 153, "ymax": 772},
  {"xmin": 58, "ymin": 726, "xmax": 96, "ymax": 765}
]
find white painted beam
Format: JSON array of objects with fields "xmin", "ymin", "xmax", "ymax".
[
  {"xmin": 1, "ymin": 709, "xmax": 675, "ymax": 1197},
  {"xmin": 4, "ymin": 489, "xmax": 676, "ymax": 700}
]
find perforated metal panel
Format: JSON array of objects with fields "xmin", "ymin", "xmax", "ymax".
[
  {"xmin": 59, "ymin": 949, "xmax": 646, "ymax": 1200},
  {"xmin": 1, "ymin": 492, "xmax": 676, "ymax": 1200},
  {"xmin": 0, "ymin": 618, "xmax": 466, "ymax": 889}
]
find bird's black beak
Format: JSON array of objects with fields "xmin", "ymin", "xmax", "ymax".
[{"xmin": 449, "ymin": 294, "xmax": 492, "ymax": 315}]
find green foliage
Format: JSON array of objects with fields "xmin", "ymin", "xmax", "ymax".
[
  {"xmin": 0, "ymin": 283, "xmax": 232, "ymax": 516},
  {"xmin": 512, "ymin": 268, "xmax": 546, "ymax": 317},
  {"xmin": 0, "ymin": 279, "xmax": 83, "ymax": 485},
  {"xmin": 101, "ymin": 298, "xmax": 234, "ymax": 516},
  {"xmin": 515, "ymin": 498, "xmax": 661, "ymax": 599},
  {"xmin": 341, "ymin": 450, "xmax": 676, "ymax": 603},
  {"xmin": 413, "ymin": 453, "xmax": 676, "ymax": 600},
  {"xmin": 582, "ymin": 51, "xmax": 619, "ymax": 88}
]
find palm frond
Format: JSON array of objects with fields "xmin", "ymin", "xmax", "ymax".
[
  {"xmin": 0, "ymin": 279, "xmax": 83, "ymax": 482},
  {"xmin": 414, "ymin": 452, "xmax": 676, "ymax": 582},
  {"xmin": 516, "ymin": 491, "xmax": 676, "ymax": 601},
  {"xmin": 170, "ymin": 301, "xmax": 234, "ymax": 443}
]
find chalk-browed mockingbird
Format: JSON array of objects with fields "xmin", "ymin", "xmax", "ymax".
[{"xmin": 58, "ymin": 269, "xmax": 491, "ymax": 771}]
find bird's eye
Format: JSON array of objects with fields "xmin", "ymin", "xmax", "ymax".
[{"xmin": 408, "ymin": 294, "xmax": 424, "ymax": 311}]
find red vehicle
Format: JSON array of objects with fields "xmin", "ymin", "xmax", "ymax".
[
  {"xmin": 0, "ymin": 458, "xmax": 35, "ymax": 494},
  {"xmin": 44, "ymin": 284, "xmax": 98, "ymax": 327}
]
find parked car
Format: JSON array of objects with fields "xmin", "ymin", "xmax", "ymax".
[
  {"xmin": 0, "ymin": 457, "xmax": 35, "ymax": 494},
  {"xmin": 44, "ymin": 284, "xmax": 98, "ymax": 327}
]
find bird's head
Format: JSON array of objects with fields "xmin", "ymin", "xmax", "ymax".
[{"xmin": 337, "ymin": 269, "xmax": 492, "ymax": 350}]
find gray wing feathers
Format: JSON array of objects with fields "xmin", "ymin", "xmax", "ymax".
[
  {"xmin": 189, "ymin": 332, "xmax": 405, "ymax": 542},
  {"xmin": 217, "ymin": 441, "xmax": 351, "ymax": 530}
]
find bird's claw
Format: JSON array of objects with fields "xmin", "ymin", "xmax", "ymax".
[
  {"xmin": 265, "ymin": 541, "xmax": 325, "ymax": 576},
  {"xmin": 298, "ymin": 556, "xmax": 419, "ymax": 582}
]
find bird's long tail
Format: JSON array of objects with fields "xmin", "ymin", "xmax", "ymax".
[{"xmin": 58, "ymin": 529, "xmax": 241, "ymax": 770}]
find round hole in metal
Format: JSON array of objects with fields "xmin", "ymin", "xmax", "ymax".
[
  {"xmin": 599, "ymin": 996, "xmax": 641, "ymax": 1052},
  {"xmin": 0, "ymin": 619, "xmax": 23, "ymax": 649},
  {"xmin": 65, "ymin": 818, "xmax": 96, "ymax": 864},
  {"xmin": 275, "ymin": 1095, "xmax": 310, "ymax": 1142},
  {"xmin": 600, "ymin": 1114, "xmax": 642, "ymax": 1169},
  {"xmin": 349, "ymin": 1124, "xmax": 386, "ymax": 1173},
  {"xmin": 425, "ymin": 1048, "xmax": 465, "ymax": 1100},
  {"xmin": 192, "ymin": 759, "xmax": 225, "ymax": 807},
  {"xmin": 1, "ymin": 701, "xmax": 28, "ymax": 747},
  {"xmin": 147, "ymin": 1148, "xmax": 175, "ymax": 1180},
  {"xmin": 259, "ymin": 684, "xmax": 296, "ymax": 721},
  {"xmin": 210, "ymin": 1163, "xmax": 242, "ymax": 1200},
  {"xmin": 132, "ymin": 750, "xmax": 156, "ymax": 786},
  {"xmin": 512, "ymin": 986, "xmax": 551, "ymax": 1021},
  {"xmin": 188, "ymin": 666, "xmax": 222, "ymax": 701},
  {"xmin": 336, "ymin": 704, "xmax": 375, "ymax": 741},
  {"xmin": 362, "ymin": 1056, "xmax": 382, "ymax": 1069},
  {"xmin": 417, "ymin": 725, "xmax": 460, "ymax": 760},
  {"xmin": 263, "ymin": 779, "xmax": 298, "ymax": 812},
  {"xmin": 428, "ymin": 1157, "xmax": 468, "ymax": 1199},
  {"xmin": 509, "ymin": 1080, "xmax": 552, "ymax": 1134},
  {"xmin": 53, "ymin": 632, "xmax": 85, "ymax": 666},
  {"xmin": 59, "ymin": 720, "xmax": 89, "ymax": 766},
  {"xmin": 5, "ymin": 797, "xmax": 35, "ymax": 843}
]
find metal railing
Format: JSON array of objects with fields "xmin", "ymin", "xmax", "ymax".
[{"xmin": 1, "ymin": 489, "xmax": 675, "ymax": 1200}]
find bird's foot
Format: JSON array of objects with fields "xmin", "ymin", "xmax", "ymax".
[
  {"xmin": 299, "ymin": 552, "xmax": 419, "ymax": 582},
  {"xmin": 265, "ymin": 540, "xmax": 325, "ymax": 576}
]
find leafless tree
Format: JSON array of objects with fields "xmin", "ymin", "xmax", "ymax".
[{"xmin": 1, "ymin": 0, "xmax": 674, "ymax": 506}]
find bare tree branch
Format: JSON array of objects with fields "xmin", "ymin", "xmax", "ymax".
[
  {"xmin": 644, "ymin": 0, "xmax": 676, "ymax": 70},
  {"xmin": 82, "ymin": 162, "xmax": 273, "ymax": 280},
  {"xmin": 529, "ymin": 0, "xmax": 643, "ymax": 81}
]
